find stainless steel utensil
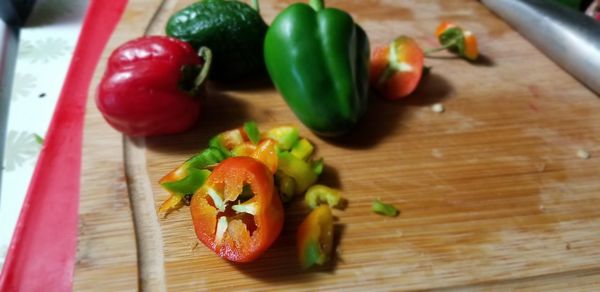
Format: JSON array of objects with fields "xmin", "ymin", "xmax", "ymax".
[{"xmin": 482, "ymin": 0, "xmax": 600, "ymax": 96}]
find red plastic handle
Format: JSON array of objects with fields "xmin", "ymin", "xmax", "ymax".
[{"xmin": 0, "ymin": 0, "xmax": 127, "ymax": 290}]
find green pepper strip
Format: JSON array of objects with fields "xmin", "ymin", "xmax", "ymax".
[
  {"xmin": 161, "ymin": 169, "xmax": 211, "ymax": 194},
  {"xmin": 243, "ymin": 121, "xmax": 261, "ymax": 144},
  {"xmin": 372, "ymin": 199, "xmax": 399, "ymax": 217},
  {"xmin": 186, "ymin": 147, "xmax": 227, "ymax": 168},
  {"xmin": 209, "ymin": 136, "xmax": 232, "ymax": 157},
  {"xmin": 161, "ymin": 147, "xmax": 226, "ymax": 194},
  {"xmin": 267, "ymin": 126, "xmax": 299, "ymax": 150},
  {"xmin": 311, "ymin": 158, "xmax": 324, "ymax": 176}
]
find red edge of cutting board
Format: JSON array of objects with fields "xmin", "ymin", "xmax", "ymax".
[{"xmin": 0, "ymin": 0, "xmax": 127, "ymax": 290}]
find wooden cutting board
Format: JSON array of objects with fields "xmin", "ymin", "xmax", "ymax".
[{"xmin": 74, "ymin": 0, "xmax": 600, "ymax": 290}]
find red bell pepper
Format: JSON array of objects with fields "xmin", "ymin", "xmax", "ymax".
[
  {"xmin": 96, "ymin": 36, "xmax": 212, "ymax": 136},
  {"xmin": 190, "ymin": 157, "xmax": 284, "ymax": 262}
]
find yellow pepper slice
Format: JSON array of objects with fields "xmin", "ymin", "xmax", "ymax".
[{"xmin": 297, "ymin": 205, "xmax": 333, "ymax": 269}]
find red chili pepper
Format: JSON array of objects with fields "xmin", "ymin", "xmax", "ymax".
[
  {"xmin": 190, "ymin": 157, "xmax": 284, "ymax": 262},
  {"xmin": 96, "ymin": 36, "xmax": 212, "ymax": 136},
  {"xmin": 369, "ymin": 36, "xmax": 425, "ymax": 100}
]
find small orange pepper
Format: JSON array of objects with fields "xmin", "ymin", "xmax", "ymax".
[
  {"xmin": 430, "ymin": 20, "xmax": 479, "ymax": 61},
  {"xmin": 369, "ymin": 36, "xmax": 425, "ymax": 100}
]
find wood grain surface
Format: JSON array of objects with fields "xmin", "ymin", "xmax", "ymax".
[{"xmin": 76, "ymin": 0, "xmax": 600, "ymax": 290}]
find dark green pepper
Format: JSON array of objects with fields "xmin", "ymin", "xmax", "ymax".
[
  {"xmin": 264, "ymin": 0, "xmax": 370, "ymax": 136},
  {"xmin": 166, "ymin": 0, "xmax": 268, "ymax": 81}
]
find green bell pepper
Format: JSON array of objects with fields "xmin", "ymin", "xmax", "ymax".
[{"xmin": 264, "ymin": 0, "xmax": 370, "ymax": 136}]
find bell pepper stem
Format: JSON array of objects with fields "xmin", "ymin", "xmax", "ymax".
[
  {"xmin": 377, "ymin": 63, "xmax": 396, "ymax": 86},
  {"xmin": 251, "ymin": 0, "xmax": 260, "ymax": 14},
  {"xmin": 192, "ymin": 47, "xmax": 213, "ymax": 95},
  {"xmin": 309, "ymin": 0, "xmax": 324, "ymax": 11},
  {"xmin": 424, "ymin": 37, "xmax": 460, "ymax": 56}
]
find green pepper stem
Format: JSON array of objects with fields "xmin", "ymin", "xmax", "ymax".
[
  {"xmin": 309, "ymin": 0, "xmax": 324, "ymax": 11},
  {"xmin": 377, "ymin": 63, "xmax": 396, "ymax": 86},
  {"xmin": 192, "ymin": 47, "xmax": 213, "ymax": 96},
  {"xmin": 251, "ymin": 0, "xmax": 260, "ymax": 14},
  {"xmin": 424, "ymin": 42, "xmax": 455, "ymax": 55},
  {"xmin": 424, "ymin": 34, "xmax": 465, "ymax": 56}
]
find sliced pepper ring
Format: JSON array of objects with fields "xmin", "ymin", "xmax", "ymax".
[
  {"xmin": 190, "ymin": 157, "xmax": 284, "ymax": 262},
  {"xmin": 305, "ymin": 184, "xmax": 342, "ymax": 209}
]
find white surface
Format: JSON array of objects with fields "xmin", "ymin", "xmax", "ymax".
[{"xmin": 0, "ymin": 0, "xmax": 88, "ymax": 268}]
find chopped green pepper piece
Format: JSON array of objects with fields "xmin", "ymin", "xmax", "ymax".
[
  {"xmin": 209, "ymin": 136, "xmax": 231, "ymax": 157},
  {"xmin": 161, "ymin": 169, "xmax": 211, "ymax": 194},
  {"xmin": 290, "ymin": 138, "xmax": 314, "ymax": 160},
  {"xmin": 160, "ymin": 147, "xmax": 226, "ymax": 195},
  {"xmin": 277, "ymin": 151, "xmax": 317, "ymax": 194},
  {"xmin": 372, "ymin": 199, "xmax": 399, "ymax": 217},
  {"xmin": 311, "ymin": 158, "xmax": 324, "ymax": 176},
  {"xmin": 243, "ymin": 121, "xmax": 261, "ymax": 144},
  {"xmin": 305, "ymin": 184, "xmax": 341, "ymax": 209},
  {"xmin": 186, "ymin": 147, "xmax": 227, "ymax": 169},
  {"xmin": 267, "ymin": 126, "xmax": 299, "ymax": 150}
]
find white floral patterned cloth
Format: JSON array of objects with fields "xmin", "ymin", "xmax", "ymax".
[{"xmin": 0, "ymin": 0, "xmax": 89, "ymax": 268}]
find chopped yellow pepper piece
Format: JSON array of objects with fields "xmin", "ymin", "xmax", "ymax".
[{"xmin": 304, "ymin": 184, "xmax": 342, "ymax": 209}]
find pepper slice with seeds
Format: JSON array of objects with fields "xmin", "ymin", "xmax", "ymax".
[{"xmin": 190, "ymin": 157, "xmax": 284, "ymax": 262}]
